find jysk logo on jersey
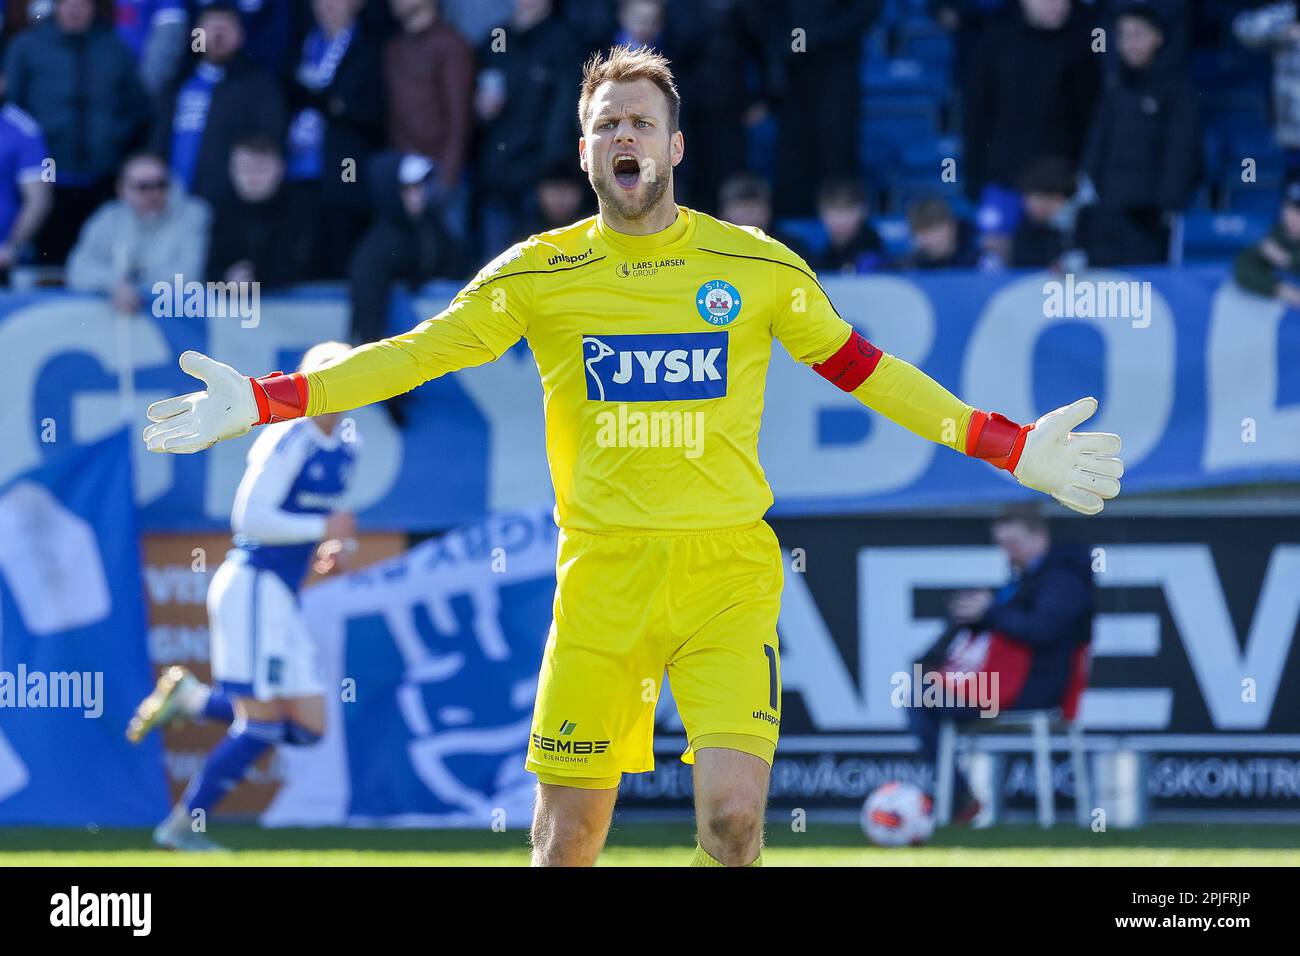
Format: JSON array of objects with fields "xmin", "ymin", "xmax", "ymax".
[
  {"xmin": 696, "ymin": 279, "xmax": 742, "ymax": 326},
  {"xmin": 583, "ymin": 332, "xmax": 727, "ymax": 402}
]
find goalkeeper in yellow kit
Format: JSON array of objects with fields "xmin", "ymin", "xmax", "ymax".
[{"xmin": 144, "ymin": 47, "xmax": 1123, "ymax": 867}]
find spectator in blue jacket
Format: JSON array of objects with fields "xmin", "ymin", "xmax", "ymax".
[
  {"xmin": 4, "ymin": 0, "xmax": 149, "ymax": 264},
  {"xmin": 909, "ymin": 503, "xmax": 1095, "ymax": 822}
]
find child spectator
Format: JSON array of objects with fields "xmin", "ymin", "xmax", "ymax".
[
  {"xmin": 801, "ymin": 179, "xmax": 884, "ymax": 275},
  {"xmin": 1011, "ymin": 157, "xmax": 1093, "ymax": 270},
  {"xmin": 897, "ymin": 198, "xmax": 982, "ymax": 270},
  {"xmin": 718, "ymin": 172, "xmax": 773, "ymax": 232},
  {"xmin": 207, "ymin": 136, "xmax": 313, "ymax": 289}
]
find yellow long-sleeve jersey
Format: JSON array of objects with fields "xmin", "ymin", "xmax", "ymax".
[{"xmin": 304, "ymin": 206, "xmax": 987, "ymax": 533}]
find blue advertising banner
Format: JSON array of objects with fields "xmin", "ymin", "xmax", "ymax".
[
  {"xmin": 0, "ymin": 430, "xmax": 169, "ymax": 825},
  {"xmin": 4, "ymin": 266, "xmax": 1298, "ymax": 532},
  {"xmin": 265, "ymin": 508, "xmax": 558, "ymax": 827}
]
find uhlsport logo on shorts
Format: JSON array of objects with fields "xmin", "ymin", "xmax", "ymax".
[
  {"xmin": 582, "ymin": 331, "xmax": 727, "ymax": 402},
  {"xmin": 695, "ymin": 279, "xmax": 742, "ymax": 326}
]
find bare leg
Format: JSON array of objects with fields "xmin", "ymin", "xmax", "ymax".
[
  {"xmin": 530, "ymin": 782, "xmax": 619, "ymax": 867},
  {"xmin": 693, "ymin": 748, "xmax": 770, "ymax": 865},
  {"xmin": 282, "ymin": 695, "xmax": 326, "ymax": 736},
  {"xmin": 237, "ymin": 697, "xmax": 284, "ymax": 723}
]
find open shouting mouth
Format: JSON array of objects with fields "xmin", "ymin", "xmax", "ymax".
[{"xmin": 612, "ymin": 153, "xmax": 641, "ymax": 190}]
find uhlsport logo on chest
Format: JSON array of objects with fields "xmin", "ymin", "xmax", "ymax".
[{"xmin": 582, "ymin": 331, "xmax": 727, "ymax": 402}]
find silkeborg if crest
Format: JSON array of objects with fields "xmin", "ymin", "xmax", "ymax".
[{"xmin": 696, "ymin": 279, "xmax": 742, "ymax": 326}]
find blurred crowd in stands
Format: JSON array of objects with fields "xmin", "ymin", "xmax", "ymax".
[{"xmin": 0, "ymin": 0, "xmax": 1298, "ymax": 339}]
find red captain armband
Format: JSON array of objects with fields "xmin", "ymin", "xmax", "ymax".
[
  {"xmin": 249, "ymin": 371, "xmax": 310, "ymax": 425},
  {"xmin": 812, "ymin": 330, "xmax": 883, "ymax": 392},
  {"xmin": 966, "ymin": 410, "xmax": 1030, "ymax": 472}
]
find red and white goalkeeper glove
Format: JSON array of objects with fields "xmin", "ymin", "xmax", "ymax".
[
  {"xmin": 143, "ymin": 350, "xmax": 309, "ymax": 454},
  {"xmin": 967, "ymin": 397, "xmax": 1123, "ymax": 515}
]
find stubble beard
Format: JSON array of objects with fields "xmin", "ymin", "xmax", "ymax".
[{"xmin": 590, "ymin": 164, "xmax": 672, "ymax": 223}]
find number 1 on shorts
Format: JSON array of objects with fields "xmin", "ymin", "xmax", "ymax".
[{"xmin": 763, "ymin": 643, "xmax": 779, "ymax": 711}]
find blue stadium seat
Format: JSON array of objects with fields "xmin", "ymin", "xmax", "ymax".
[
  {"xmin": 887, "ymin": 175, "xmax": 963, "ymax": 214},
  {"xmin": 1203, "ymin": 93, "xmax": 1270, "ymax": 131},
  {"xmin": 775, "ymin": 218, "xmax": 828, "ymax": 257},
  {"xmin": 1191, "ymin": 48, "xmax": 1269, "ymax": 91},
  {"xmin": 872, "ymin": 216, "xmax": 912, "ymax": 257},
  {"xmin": 1179, "ymin": 211, "xmax": 1272, "ymax": 262},
  {"xmin": 1213, "ymin": 125, "xmax": 1285, "ymax": 166},
  {"xmin": 746, "ymin": 113, "xmax": 778, "ymax": 182},
  {"xmin": 862, "ymin": 58, "xmax": 946, "ymax": 99},
  {"xmin": 861, "ymin": 114, "xmax": 940, "ymax": 148},
  {"xmin": 864, "ymin": 92, "xmax": 943, "ymax": 126},
  {"xmin": 1201, "ymin": 127, "xmax": 1226, "ymax": 186},
  {"xmin": 1224, "ymin": 185, "xmax": 1283, "ymax": 215},
  {"xmin": 897, "ymin": 134, "xmax": 962, "ymax": 173},
  {"xmin": 903, "ymin": 31, "xmax": 955, "ymax": 66},
  {"xmin": 898, "ymin": 17, "xmax": 954, "ymax": 65},
  {"xmin": 864, "ymin": 25, "xmax": 889, "ymax": 59},
  {"xmin": 862, "ymin": 138, "xmax": 899, "ymax": 181}
]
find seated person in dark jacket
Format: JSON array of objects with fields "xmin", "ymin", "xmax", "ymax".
[
  {"xmin": 1234, "ymin": 179, "xmax": 1300, "ymax": 307},
  {"xmin": 206, "ymin": 135, "xmax": 313, "ymax": 289},
  {"xmin": 909, "ymin": 503, "xmax": 1094, "ymax": 822},
  {"xmin": 1011, "ymin": 157, "xmax": 1095, "ymax": 271},
  {"xmin": 895, "ymin": 197, "xmax": 981, "ymax": 270},
  {"xmin": 799, "ymin": 179, "xmax": 885, "ymax": 275},
  {"xmin": 348, "ymin": 152, "xmax": 467, "ymax": 346}
]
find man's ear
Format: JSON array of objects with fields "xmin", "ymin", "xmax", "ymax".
[
  {"xmin": 670, "ymin": 129, "xmax": 684, "ymax": 167},
  {"xmin": 578, "ymin": 137, "xmax": 589, "ymax": 172}
]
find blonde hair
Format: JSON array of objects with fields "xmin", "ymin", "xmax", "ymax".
[
  {"xmin": 297, "ymin": 341, "xmax": 352, "ymax": 373},
  {"xmin": 578, "ymin": 44, "xmax": 680, "ymax": 132}
]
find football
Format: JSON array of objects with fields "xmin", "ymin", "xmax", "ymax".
[{"xmin": 861, "ymin": 782, "xmax": 936, "ymax": 848}]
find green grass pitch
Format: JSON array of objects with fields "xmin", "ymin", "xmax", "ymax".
[{"xmin": 1, "ymin": 823, "xmax": 1297, "ymax": 866}]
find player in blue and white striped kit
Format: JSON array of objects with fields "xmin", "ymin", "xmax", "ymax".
[{"xmin": 132, "ymin": 342, "xmax": 359, "ymax": 851}]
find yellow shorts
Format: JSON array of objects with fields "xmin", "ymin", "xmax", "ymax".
[{"xmin": 526, "ymin": 521, "xmax": 784, "ymax": 790}]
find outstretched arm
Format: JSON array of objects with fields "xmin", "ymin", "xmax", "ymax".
[
  {"xmin": 772, "ymin": 261, "xmax": 1123, "ymax": 515},
  {"xmin": 143, "ymin": 249, "xmax": 533, "ymax": 453}
]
